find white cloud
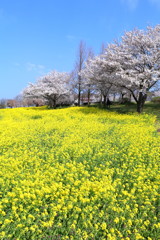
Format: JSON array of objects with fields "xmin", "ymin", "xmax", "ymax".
[
  {"xmin": 37, "ymin": 65, "xmax": 45, "ymax": 70},
  {"xmin": 13, "ymin": 62, "xmax": 20, "ymax": 67},
  {"xmin": 122, "ymin": 0, "xmax": 160, "ymax": 9},
  {"xmin": 121, "ymin": 0, "xmax": 139, "ymax": 10},
  {"xmin": 26, "ymin": 62, "xmax": 46, "ymax": 73},
  {"xmin": 66, "ymin": 35, "xmax": 76, "ymax": 41}
]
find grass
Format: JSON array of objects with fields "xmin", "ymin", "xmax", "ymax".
[{"xmin": 105, "ymin": 102, "xmax": 160, "ymax": 128}]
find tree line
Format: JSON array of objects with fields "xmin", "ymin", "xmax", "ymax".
[{"xmin": 22, "ymin": 25, "xmax": 160, "ymax": 113}]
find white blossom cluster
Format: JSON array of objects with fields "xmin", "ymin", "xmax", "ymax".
[{"xmin": 23, "ymin": 71, "xmax": 73, "ymax": 108}]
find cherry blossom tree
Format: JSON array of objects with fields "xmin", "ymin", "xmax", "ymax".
[
  {"xmin": 23, "ymin": 71, "xmax": 73, "ymax": 108},
  {"xmin": 81, "ymin": 55, "xmax": 116, "ymax": 107},
  {"xmin": 82, "ymin": 25, "xmax": 160, "ymax": 112},
  {"xmin": 106, "ymin": 25, "xmax": 160, "ymax": 113}
]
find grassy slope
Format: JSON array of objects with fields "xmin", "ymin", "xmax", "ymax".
[{"xmin": 106, "ymin": 102, "xmax": 160, "ymax": 128}]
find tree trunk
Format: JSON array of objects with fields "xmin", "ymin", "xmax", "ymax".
[
  {"xmin": 121, "ymin": 92, "xmax": 125, "ymax": 104},
  {"xmin": 100, "ymin": 92, "xmax": 103, "ymax": 106},
  {"xmin": 49, "ymin": 98, "xmax": 56, "ymax": 109},
  {"xmin": 137, "ymin": 92, "xmax": 147, "ymax": 113},
  {"xmin": 113, "ymin": 93, "xmax": 116, "ymax": 102},
  {"xmin": 103, "ymin": 95, "xmax": 107, "ymax": 107},
  {"xmin": 78, "ymin": 83, "xmax": 81, "ymax": 106},
  {"xmin": 87, "ymin": 88, "xmax": 90, "ymax": 106},
  {"xmin": 53, "ymin": 99, "xmax": 56, "ymax": 109}
]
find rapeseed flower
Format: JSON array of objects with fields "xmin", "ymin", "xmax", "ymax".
[{"xmin": 0, "ymin": 106, "xmax": 159, "ymax": 239}]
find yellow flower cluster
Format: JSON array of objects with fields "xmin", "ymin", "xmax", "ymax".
[{"xmin": 0, "ymin": 106, "xmax": 159, "ymax": 239}]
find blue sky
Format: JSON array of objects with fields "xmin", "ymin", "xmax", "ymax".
[{"xmin": 0, "ymin": 0, "xmax": 160, "ymax": 99}]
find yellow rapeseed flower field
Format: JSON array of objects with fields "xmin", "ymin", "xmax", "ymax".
[{"xmin": 0, "ymin": 106, "xmax": 159, "ymax": 240}]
